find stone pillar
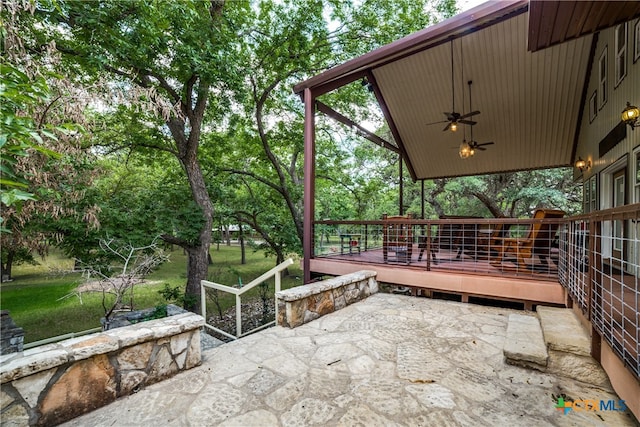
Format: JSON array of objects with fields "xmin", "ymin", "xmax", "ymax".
[{"xmin": 0, "ymin": 310, "xmax": 24, "ymax": 355}]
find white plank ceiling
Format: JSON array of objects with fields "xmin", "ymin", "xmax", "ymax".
[{"xmin": 373, "ymin": 12, "xmax": 592, "ymax": 179}]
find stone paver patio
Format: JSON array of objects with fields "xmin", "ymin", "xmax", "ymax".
[{"xmin": 63, "ymin": 293, "xmax": 637, "ymax": 426}]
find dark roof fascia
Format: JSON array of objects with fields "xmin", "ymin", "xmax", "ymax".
[
  {"xmin": 293, "ymin": 0, "xmax": 529, "ymax": 96},
  {"xmin": 571, "ymin": 32, "xmax": 599, "ymax": 165}
]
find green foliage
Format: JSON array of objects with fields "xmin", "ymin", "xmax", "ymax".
[
  {"xmin": 158, "ymin": 283, "xmax": 182, "ymax": 304},
  {"xmin": 0, "ymin": 64, "xmax": 58, "ymax": 214},
  {"xmin": 2, "ymin": 246, "xmax": 302, "ymax": 343}
]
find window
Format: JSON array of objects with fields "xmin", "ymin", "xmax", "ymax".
[
  {"xmin": 590, "ymin": 175, "xmax": 597, "ymax": 212},
  {"xmin": 589, "ymin": 91, "xmax": 597, "ymax": 123},
  {"xmin": 635, "ymin": 20, "xmax": 640, "ymax": 63},
  {"xmin": 615, "ymin": 23, "xmax": 627, "ymax": 86},
  {"xmin": 583, "ymin": 175, "xmax": 598, "ymax": 213},
  {"xmin": 583, "ymin": 181, "xmax": 590, "ymax": 213},
  {"xmin": 635, "ymin": 149, "xmax": 640, "ymax": 202},
  {"xmin": 598, "ymin": 47, "xmax": 607, "ymax": 108}
]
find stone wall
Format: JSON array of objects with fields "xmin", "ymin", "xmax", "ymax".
[
  {"xmin": 276, "ymin": 270, "xmax": 378, "ymax": 328},
  {"xmin": 0, "ymin": 312, "xmax": 204, "ymax": 426},
  {"xmin": 1, "ymin": 310, "xmax": 24, "ymax": 356}
]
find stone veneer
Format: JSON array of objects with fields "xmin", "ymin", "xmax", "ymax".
[
  {"xmin": 0, "ymin": 311, "xmax": 204, "ymax": 426},
  {"xmin": 276, "ymin": 270, "xmax": 378, "ymax": 328},
  {"xmin": 1, "ymin": 310, "xmax": 24, "ymax": 356}
]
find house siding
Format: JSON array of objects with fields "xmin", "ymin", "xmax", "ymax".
[{"xmin": 577, "ymin": 18, "xmax": 640, "ymax": 192}]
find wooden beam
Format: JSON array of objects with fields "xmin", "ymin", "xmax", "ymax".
[
  {"xmin": 315, "ymin": 101, "xmax": 400, "ymax": 154},
  {"xmin": 303, "ymin": 88, "xmax": 315, "ymax": 284}
]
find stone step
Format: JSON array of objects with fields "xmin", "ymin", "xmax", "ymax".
[
  {"xmin": 503, "ymin": 314, "xmax": 548, "ymax": 371},
  {"xmin": 535, "ymin": 306, "xmax": 612, "ymax": 388},
  {"xmin": 536, "ymin": 306, "xmax": 590, "ymax": 356}
]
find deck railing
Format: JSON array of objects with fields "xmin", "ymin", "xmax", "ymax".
[
  {"xmin": 200, "ymin": 258, "xmax": 293, "ymax": 340},
  {"xmin": 315, "ymin": 216, "xmax": 566, "ymax": 279},
  {"xmin": 558, "ymin": 204, "xmax": 639, "ymax": 379},
  {"xmin": 314, "ymin": 204, "xmax": 640, "ymax": 380}
]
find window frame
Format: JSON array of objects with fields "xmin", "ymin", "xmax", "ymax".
[
  {"xmin": 614, "ymin": 23, "xmax": 627, "ymax": 87},
  {"xmin": 589, "ymin": 91, "xmax": 597, "ymax": 123},
  {"xmin": 634, "ymin": 19, "xmax": 640, "ymax": 63},
  {"xmin": 598, "ymin": 47, "xmax": 607, "ymax": 109}
]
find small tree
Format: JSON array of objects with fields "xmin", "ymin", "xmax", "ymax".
[{"xmin": 76, "ymin": 238, "xmax": 168, "ymax": 327}]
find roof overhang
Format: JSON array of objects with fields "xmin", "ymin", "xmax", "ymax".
[{"xmin": 295, "ymin": 1, "xmax": 640, "ymax": 181}]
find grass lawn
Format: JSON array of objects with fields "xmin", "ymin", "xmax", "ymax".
[{"xmin": 0, "ymin": 245, "xmax": 303, "ymax": 344}]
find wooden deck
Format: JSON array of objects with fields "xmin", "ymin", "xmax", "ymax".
[{"xmin": 310, "ymin": 247, "xmax": 566, "ymax": 308}]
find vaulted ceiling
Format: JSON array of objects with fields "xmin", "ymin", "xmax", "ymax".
[{"xmin": 294, "ymin": 1, "xmax": 640, "ymax": 180}]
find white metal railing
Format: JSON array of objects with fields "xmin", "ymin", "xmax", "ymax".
[{"xmin": 200, "ymin": 258, "xmax": 294, "ymax": 340}]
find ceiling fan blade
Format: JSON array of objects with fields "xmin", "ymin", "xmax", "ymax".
[
  {"xmin": 459, "ymin": 110, "xmax": 480, "ymax": 119},
  {"xmin": 426, "ymin": 119, "xmax": 449, "ymax": 126},
  {"xmin": 442, "ymin": 122, "xmax": 452, "ymax": 132},
  {"xmin": 458, "ymin": 120, "xmax": 477, "ymax": 126},
  {"xmin": 476, "ymin": 146, "xmax": 487, "ymax": 151},
  {"xmin": 477, "ymin": 142, "xmax": 494, "ymax": 146}
]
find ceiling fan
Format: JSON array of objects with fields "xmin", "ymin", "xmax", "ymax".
[
  {"xmin": 459, "ymin": 80, "xmax": 493, "ymax": 158},
  {"xmin": 426, "ymin": 40, "xmax": 480, "ymax": 132}
]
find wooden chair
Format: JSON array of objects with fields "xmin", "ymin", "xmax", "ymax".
[
  {"xmin": 382, "ymin": 214, "xmax": 413, "ymax": 264},
  {"xmin": 420, "ymin": 216, "xmax": 482, "ymax": 262},
  {"xmin": 475, "ymin": 219, "xmax": 508, "ymax": 260},
  {"xmin": 491, "ymin": 209, "xmax": 566, "ymax": 270}
]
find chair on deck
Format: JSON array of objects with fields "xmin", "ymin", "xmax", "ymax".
[
  {"xmin": 475, "ymin": 219, "xmax": 508, "ymax": 260},
  {"xmin": 491, "ymin": 209, "xmax": 566, "ymax": 270},
  {"xmin": 382, "ymin": 214, "xmax": 413, "ymax": 264},
  {"xmin": 419, "ymin": 216, "xmax": 482, "ymax": 263}
]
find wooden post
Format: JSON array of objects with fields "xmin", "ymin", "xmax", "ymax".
[
  {"xmin": 399, "ymin": 157, "xmax": 403, "ymax": 215},
  {"xmin": 303, "ymin": 89, "xmax": 315, "ymax": 284}
]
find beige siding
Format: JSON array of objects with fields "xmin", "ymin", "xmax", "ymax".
[{"xmin": 576, "ymin": 18, "xmax": 640, "ymax": 203}]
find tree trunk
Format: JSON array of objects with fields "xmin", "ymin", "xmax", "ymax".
[
  {"xmin": 180, "ymin": 157, "xmax": 214, "ymax": 313},
  {"xmin": 239, "ymin": 222, "xmax": 246, "ymax": 265},
  {"xmin": 1, "ymin": 249, "xmax": 14, "ymax": 282},
  {"xmin": 471, "ymin": 191, "xmax": 507, "ymax": 218}
]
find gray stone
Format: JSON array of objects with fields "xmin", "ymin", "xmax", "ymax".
[
  {"xmin": 1, "ymin": 388, "xmax": 15, "ymax": 410},
  {"xmin": 264, "ymin": 375, "xmax": 307, "ymax": 411},
  {"xmin": 280, "ymin": 397, "xmax": 336, "ymax": 426},
  {"xmin": 218, "ymin": 409, "xmax": 279, "ymax": 427},
  {"xmin": 536, "ymin": 306, "xmax": 591, "ymax": 356},
  {"xmin": 53, "ymin": 294, "xmax": 637, "ymax": 427},
  {"xmin": 546, "ymin": 349, "xmax": 612, "ymax": 388},
  {"xmin": 12, "ymin": 368, "xmax": 55, "ymax": 408},
  {"xmin": 1, "ymin": 402, "xmax": 30, "ymax": 427},
  {"xmin": 337, "ymin": 403, "xmax": 401, "ymax": 427},
  {"xmin": 503, "ymin": 314, "xmax": 548, "ymax": 369},
  {"xmin": 397, "ymin": 341, "xmax": 452, "ymax": 382},
  {"xmin": 405, "ymin": 383, "xmax": 457, "ymax": 408},
  {"xmin": 120, "ymin": 371, "xmax": 147, "ymax": 394}
]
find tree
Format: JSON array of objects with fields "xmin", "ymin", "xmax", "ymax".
[
  {"xmin": 72, "ymin": 238, "xmax": 168, "ymax": 326},
  {"xmin": 221, "ymin": 0, "xmax": 456, "ymax": 259},
  {"xmin": 1, "ymin": 5, "xmax": 99, "ymax": 280},
  {"xmin": 29, "ymin": 0, "xmax": 248, "ymax": 311}
]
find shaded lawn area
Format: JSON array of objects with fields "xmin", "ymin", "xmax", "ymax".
[{"xmin": 0, "ymin": 245, "xmax": 302, "ymax": 344}]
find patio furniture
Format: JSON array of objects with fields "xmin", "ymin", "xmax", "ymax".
[
  {"xmin": 382, "ymin": 214, "xmax": 413, "ymax": 264},
  {"xmin": 339, "ymin": 233, "xmax": 361, "ymax": 255},
  {"xmin": 420, "ymin": 216, "xmax": 483, "ymax": 263},
  {"xmin": 491, "ymin": 209, "xmax": 566, "ymax": 270},
  {"xmin": 475, "ymin": 220, "xmax": 509, "ymax": 260}
]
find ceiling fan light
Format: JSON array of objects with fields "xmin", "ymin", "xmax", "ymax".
[
  {"xmin": 459, "ymin": 141, "xmax": 471, "ymax": 159},
  {"xmin": 450, "ymin": 122, "xmax": 458, "ymax": 132}
]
